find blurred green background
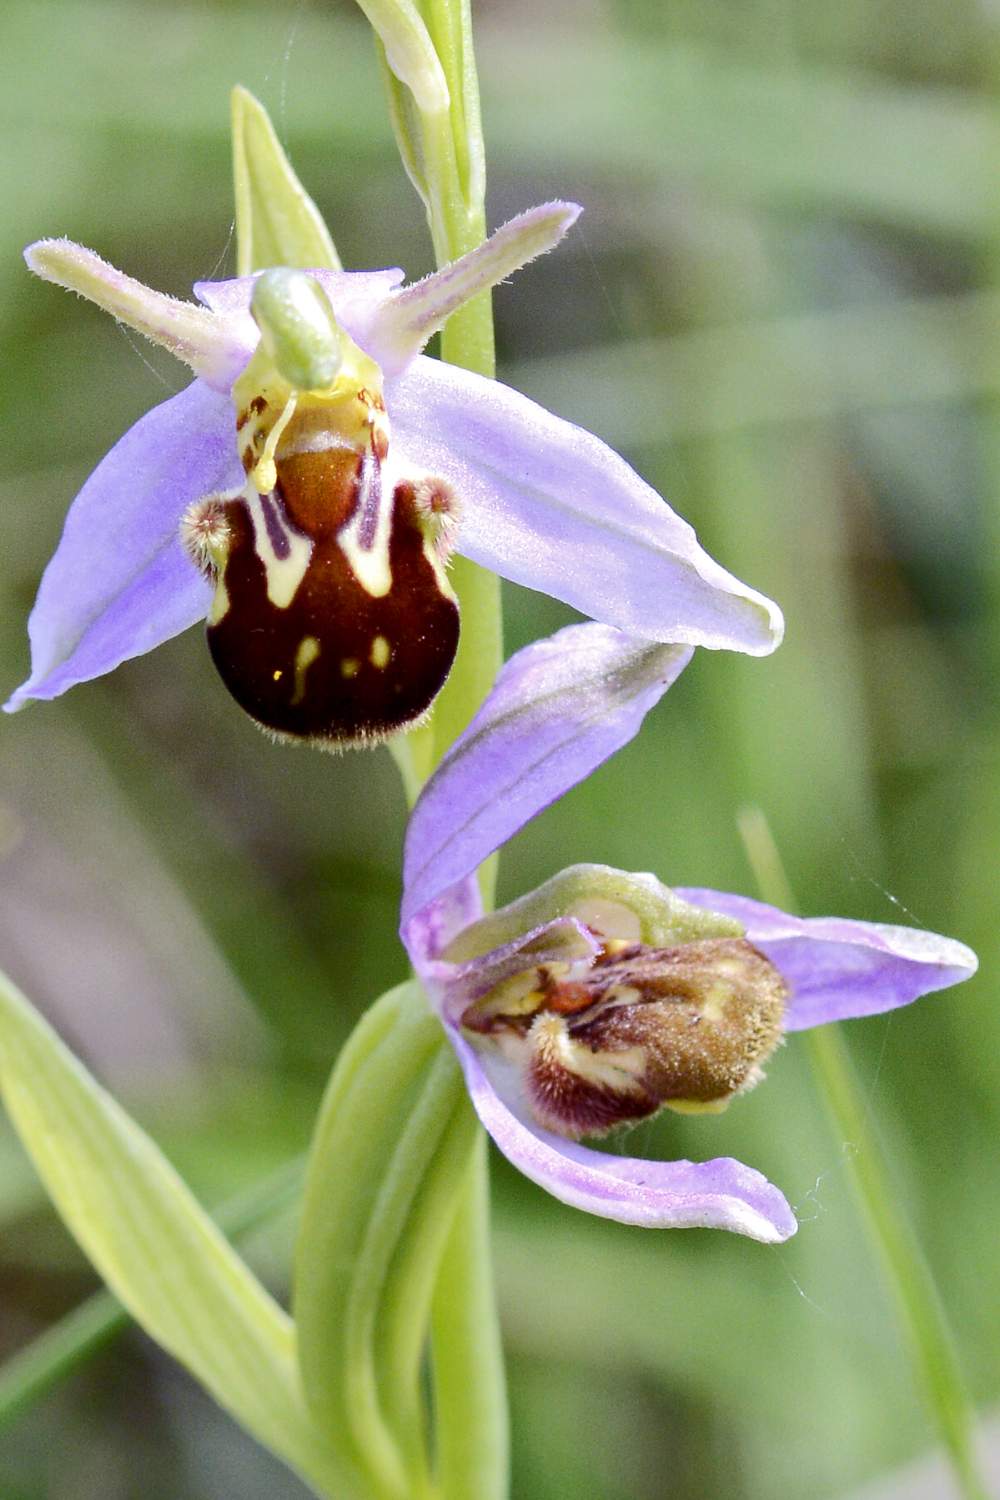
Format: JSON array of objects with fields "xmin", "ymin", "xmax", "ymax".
[{"xmin": 1, "ymin": 0, "xmax": 998, "ymax": 1495}]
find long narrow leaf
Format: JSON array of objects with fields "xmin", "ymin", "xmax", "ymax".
[
  {"xmin": 0, "ymin": 970, "xmax": 343, "ymax": 1498},
  {"xmin": 0, "ymin": 1155, "xmax": 306, "ymax": 1433}
]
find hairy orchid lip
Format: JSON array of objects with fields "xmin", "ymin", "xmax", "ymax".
[
  {"xmin": 198, "ymin": 479, "xmax": 461, "ymax": 747},
  {"xmin": 460, "ymin": 935, "xmax": 788, "ymax": 1138},
  {"xmin": 185, "ymin": 369, "xmax": 462, "ymax": 747}
]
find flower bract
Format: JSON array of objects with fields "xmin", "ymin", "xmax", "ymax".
[
  {"xmin": 7, "ymin": 205, "xmax": 783, "ymax": 743},
  {"xmin": 401, "ymin": 623, "xmax": 978, "ymax": 1243}
]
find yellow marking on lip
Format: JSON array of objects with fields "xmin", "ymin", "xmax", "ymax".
[
  {"xmin": 340, "ymin": 657, "xmax": 360, "ymax": 679},
  {"xmin": 665, "ymin": 1097, "xmax": 731, "ymax": 1116},
  {"xmin": 208, "ymin": 578, "xmax": 230, "ymax": 626},
  {"xmin": 291, "ymin": 636, "xmax": 320, "ymax": 705},
  {"xmin": 338, "ymin": 513, "xmax": 393, "ymax": 597},
  {"xmin": 251, "ymin": 392, "xmax": 298, "ymax": 494},
  {"xmin": 370, "ymin": 634, "xmax": 391, "ymax": 669},
  {"xmin": 337, "ymin": 437, "xmax": 393, "ymax": 599},
  {"xmin": 273, "ymin": 669, "xmax": 283, "ymax": 682},
  {"xmin": 530, "ymin": 1014, "xmax": 648, "ymax": 1094},
  {"xmin": 246, "ymin": 489, "xmax": 313, "ymax": 609}
]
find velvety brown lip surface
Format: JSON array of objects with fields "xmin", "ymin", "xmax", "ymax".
[{"xmin": 207, "ymin": 447, "xmax": 459, "ymax": 745}]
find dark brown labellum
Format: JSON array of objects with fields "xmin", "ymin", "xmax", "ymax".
[{"xmin": 203, "ymin": 439, "xmax": 459, "ymax": 747}]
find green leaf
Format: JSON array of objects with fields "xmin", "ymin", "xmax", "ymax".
[
  {"xmin": 0, "ymin": 969, "xmax": 344, "ymax": 1498},
  {"xmin": 0, "ymin": 1156, "xmax": 305, "ymax": 1435},
  {"xmin": 294, "ymin": 980, "xmax": 477, "ymax": 1500},
  {"xmin": 430, "ymin": 1133, "xmax": 508, "ymax": 1500},
  {"xmin": 232, "ymin": 86, "xmax": 341, "ymax": 277}
]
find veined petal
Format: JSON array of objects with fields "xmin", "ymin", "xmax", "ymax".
[
  {"xmin": 402, "ymin": 624, "xmax": 693, "ymax": 928},
  {"xmin": 677, "ymin": 889, "xmax": 978, "ymax": 1029},
  {"xmin": 5, "ymin": 382, "xmax": 238, "ymax": 710},
  {"xmin": 452, "ymin": 1030, "xmax": 796, "ymax": 1241},
  {"xmin": 366, "ymin": 203, "xmax": 581, "ymax": 377},
  {"xmin": 389, "ymin": 357, "xmax": 784, "ymax": 654}
]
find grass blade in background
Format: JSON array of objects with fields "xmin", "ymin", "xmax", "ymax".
[{"xmin": 739, "ymin": 808, "xmax": 989, "ymax": 1500}]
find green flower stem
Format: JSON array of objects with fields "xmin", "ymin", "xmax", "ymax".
[
  {"xmin": 420, "ymin": 20, "xmax": 497, "ymax": 714},
  {"xmin": 342, "ymin": 8, "xmax": 506, "ymax": 1493},
  {"xmin": 294, "ymin": 983, "xmax": 448, "ymax": 1500},
  {"xmin": 382, "ymin": 7, "xmax": 508, "ymax": 1492},
  {"xmin": 385, "ymin": 0, "xmax": 500, "ymax": 810},
  {"xmin": 0, "ymin": 1154, "xmax": 304, "ymax": 1436},
  {"xmin": 738, "ymin": 807, "xmax": 988, "ymax": 1500},
  {"xmin": 393, "ymin": 302, "xmax": 500, "ymax": 822},
  {"xmin": 430, "ymin": 1130, "xmax": 509, "ymax": 1500},
  {"xmin": 413, "ymin": 20, "xmax": 509, "ymax": 1498},
  {"xmin": 374, "ymin": 1087, "xmax": 480, "ymax": 1491},
  {"xmin": 400, "ymin": 115, "xmax": 502, "ymax": 893}
]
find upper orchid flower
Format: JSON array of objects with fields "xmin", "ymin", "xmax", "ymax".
[
  {"xmin": 400, "ymin": 622, "xmax": 978, "ymax": 1243},
  {"xmin": 6, "ymin": 205, "xmax": 783, "ymax": 744}
]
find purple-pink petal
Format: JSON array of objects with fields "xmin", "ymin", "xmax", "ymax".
[
  {"xmin": 388, "ymin": 356, "xmax": 783, "ymax": 655},
  {"xmin": 5, "ymin": 381, "xmax": 237, "ymax": 710},
  {"xmin": 451, "ymin": 1030, "xmax": 796, "ymax": 1241},
  {"xmin": 678, "ymin": 889, "xmax": 978, "ymax": 1029},
  {"xmin": 402, "ymin": 624, "xmax": 693, "ymax": 928}
]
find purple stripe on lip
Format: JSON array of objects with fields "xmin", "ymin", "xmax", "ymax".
[
  {"xmin": 259, "ymin": 492, "xmax": 291, "ymax": 560},
  {"xmin": 356, "ymin": 450, "xmax": 383, "ymax": 551}
]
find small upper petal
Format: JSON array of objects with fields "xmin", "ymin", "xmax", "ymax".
[
  {"xmin": 677, "ymin": 889, "xmax": 978, "ymax": 1029},
  {"xmin": 389, "ymin": 356, "xmax": 784, "ymax": 654},
  {"xmin": 402, "ymin": 624, "xmax": 693, "ymax": 927},
  {"xmin": 5, "ymin": 381, "xmax": 238, "ymax": 709},
  {"xmin": 196, "ymin": 204, "xmax": 580, "ymax": 381},
  {"xmin": 366, "ymin": 203, "xmax": 581, "ymax": 378},
  {"xmin": 25, "ymin": 241, "xmax": 248, "ymax": 394},
  {"xmin": 451, "ymin": 1030, "xmax": 796, "ymax": 1241},
  {"xmin": 414, "ymin": 915, "xmax": 601, "ymax": 1031}
]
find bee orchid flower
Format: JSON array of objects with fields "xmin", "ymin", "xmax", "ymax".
[
  {"xmin": 401, "ymin": 622, "xmax": 978, "ymax": 1243},
  {"xmin": 7, "ymin": 204, "xmax": 783, "ymax": 744}
]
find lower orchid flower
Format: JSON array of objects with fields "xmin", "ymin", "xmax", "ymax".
[
  {"xmin": 401, "ymin": 621, "xmax": 978, "ymax": 1243},
  {"xmin": 6, "ymin": 202, "xmax": 783, "ymax": 745}
]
